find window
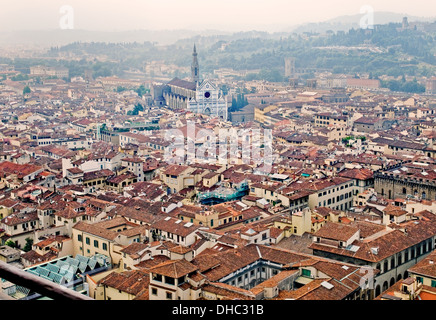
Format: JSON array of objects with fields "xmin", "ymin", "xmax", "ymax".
[
  {"xmin": 102, "ymin": 243, "xmax": 108, "ymax": 251},
  {"xmin": 151, "ymin": 288, "xmax": 158, "ymax": 296},
  {"xmin": 165, "ymin": 277, "xmax": 175, "ymax": 285},
  {"xmin": 416, "ymin": 277, "xmax": 423, "ymax": 284},
  {"xmin": 431, "ymin": 280, "xmax": 436, "ymax": 288},
  {"xmin": 94, "ymin": 240, "xmax": 99, "ymax": 248},
  {"xmin": 302, "ymin": 269, "xmax": 311, "ymax": 277},
  {"xmin": 78, "ymin": 235, "xmax": 82, "ymax": 242},
  {"xmin": 153, "ymin": 274, "xmax": 162, "ymax": 282},
  {"xmin": 166, "ymin": 292, "xmax": 172, "ymax": 300},
  {"xmin": 85, "ymin": 237, "xmax": 90, "ymax": 245}
]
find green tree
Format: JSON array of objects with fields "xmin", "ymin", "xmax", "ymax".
[
  {"xmin": 116, "ymin": 86, "xmax": 127, "ymax": 93},
  {"xmin": 128, "ymin": 103, "xmax": 144, "ymax": 116},
  {"xmin": 5, "ymin": 240, "xmax": 16, "ymax": 248},
  {"xmin": 23, "ymin": 238, "xmax": 33, "ymax": 252},
  {"xmin": 135, "ymin": 85, "xmax": 149, "ymax": 97},
  {"xmin": 23, "ymin": 86, "xmax": 31, "ymax": 95}
]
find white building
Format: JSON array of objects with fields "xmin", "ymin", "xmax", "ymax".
[{"xmin": 187, "ymin": 80, "xmax": 228, "ymax": 120}]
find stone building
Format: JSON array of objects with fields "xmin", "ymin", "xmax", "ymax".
[
  {"xmin": 374, "ymin": 162, "xmax": 436, "ymax": 200},
  {"xmin": 309, "ymin": 212, "xmax": 436, "ymax": 298},
  {"xmin": 162, "ymin": 78, "xmax": 197, "ymax": 110}
]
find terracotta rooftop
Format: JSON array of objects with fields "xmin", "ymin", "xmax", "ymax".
[
  {"xmin": 313, "ymin": 222, "xmax": 359, "ymax": 242},
  {"xmin": 149, "ymin": 259, "xmax": 198, "ymax": 278}
]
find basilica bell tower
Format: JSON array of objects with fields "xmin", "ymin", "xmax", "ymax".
[{"xmin": 191, "ymin": 44, "xmax": 200, "ymax": 84}]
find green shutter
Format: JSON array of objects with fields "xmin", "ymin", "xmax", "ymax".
[{"xmin": 302, "ymin": 269, "xmax": 311, "ymax": 277}]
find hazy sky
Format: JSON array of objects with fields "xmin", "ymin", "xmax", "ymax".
[{"xmin": 0, "ymin": 0, "xmax": 435, "ymax": 32}]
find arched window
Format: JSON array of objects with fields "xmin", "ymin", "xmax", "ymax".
[
  {"xmin": 376, "ymin": 263, "xmax": 381, "ymax": 273},
  {"xmin": 375, "ymin": 285, "xmax": 381, "ymax": 297},
  {"xmin": 422, "ymin": 192, "xmax": 426, "ymax": 199},
  {"xmin": 402, "ymin": 188, "xmax": 407, "ymax": 194}
]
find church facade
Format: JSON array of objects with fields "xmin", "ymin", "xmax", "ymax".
[{"xmin": 187, "ymin": 80, "xmax": 228, "ymax": 120}]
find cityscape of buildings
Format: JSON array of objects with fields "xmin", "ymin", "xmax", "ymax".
[{"xmin": 0, "ymin": 10, "xmax": 436, "ymax": 305}]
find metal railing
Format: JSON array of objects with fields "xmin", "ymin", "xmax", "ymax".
[{"xmin": 0, "ymin": 261, "xmax": 93, "ymax": 300}]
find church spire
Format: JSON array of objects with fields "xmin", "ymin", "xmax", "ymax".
[{"xmin": 191, "ymin": 44, "xmax": 199, "ymax": 84}]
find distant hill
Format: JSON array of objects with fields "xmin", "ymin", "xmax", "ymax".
[
  {"xmin": 288, "ymin": 11, "xmax": 436, "ymax": 34},
  {"xmin": 0, "ymin": 12, "xmax": 435, "ymax": 47},
  {"xmin": 0, "ymin": 29, "xmax": 232, "ymax": 47}
]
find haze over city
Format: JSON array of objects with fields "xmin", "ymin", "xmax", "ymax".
[{"xmin": 0, "ymin": 0, "xmax": 435, "ymax": 32}]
